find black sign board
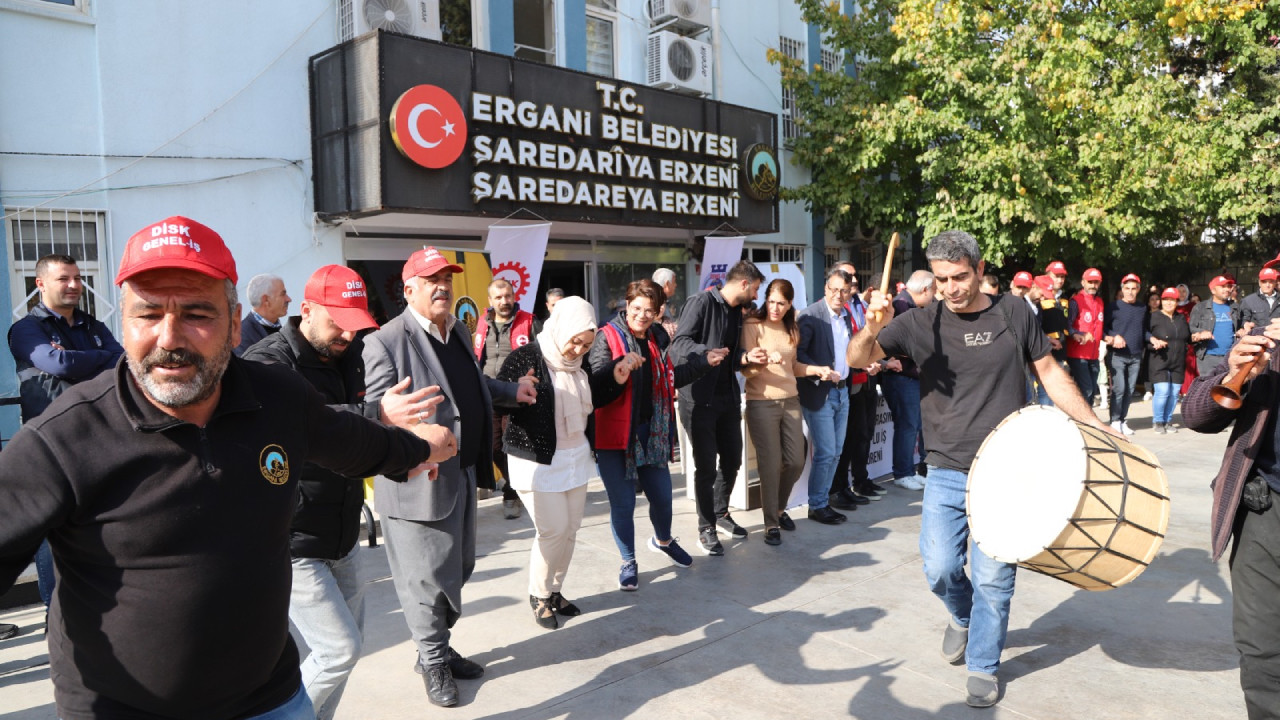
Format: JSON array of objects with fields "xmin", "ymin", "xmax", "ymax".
[{"xmin": 311, "ymin": 32, "xmax": 779, "ymax": 233}]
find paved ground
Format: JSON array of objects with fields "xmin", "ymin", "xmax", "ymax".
[{"xmin": 0, "ymin": 399, "xmax": 1246, "ymax": 719}]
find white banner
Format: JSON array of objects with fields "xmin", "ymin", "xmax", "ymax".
[
  {"xmin": 697, "ymin": 236, "xmax": 745, "ymax": 292},
  {"xmin": 484, "ymin": 222, "xmax": 551, "ymax": 314},
  {"xmin": 755, "ymin": 262, "xmax": 808, "ymax": 310}
]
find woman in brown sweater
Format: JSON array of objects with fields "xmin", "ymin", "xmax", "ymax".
[{"xmin": 741, "ymin": 279, "xmax": 835, "ymax": 545}]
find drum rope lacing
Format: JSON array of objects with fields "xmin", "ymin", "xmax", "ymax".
[{"xmin": 1029, "ymin": 426, "xmax": 1171, "ymax": 590}]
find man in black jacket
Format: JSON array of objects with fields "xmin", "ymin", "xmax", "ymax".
[
  {"xmin": 670, "ymin": 260, "xmax": 765, "ymax": 556},
  {"xmin": 0, "ymin": 217, "xmax": 454, "ymax": 720},
  {"xmin": 242, "ymin": 264, "xmax": 441, "ymax": 719},
  {"xmin": 1241, "ymin": 264, "xmax": 1280, "ymax": 330}
]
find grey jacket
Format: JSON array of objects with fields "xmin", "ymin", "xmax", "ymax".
[
  {"xmin": 362, "ymin": 311, "xmax": 520, "ymax": 522},
  {"xmin": 1188, "ymin": 299, "xmax": 1242, "ymax": 361}
]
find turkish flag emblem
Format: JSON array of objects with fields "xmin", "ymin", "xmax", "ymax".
[{"xmin": 389, "ymin": 85, "xmax": 468, "ymax": 169}]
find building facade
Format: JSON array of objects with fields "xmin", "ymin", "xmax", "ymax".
[{"xmin": 0, "ymin": 0, "xmax": 851, "ymax": 436}]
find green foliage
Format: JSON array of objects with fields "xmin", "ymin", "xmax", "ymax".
[{"xmin": 774, "ymin": 0, "xmax": 1280, "ymax": 269}]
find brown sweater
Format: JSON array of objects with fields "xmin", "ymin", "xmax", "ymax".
[{"xmin": 740, "ymin": 318, "xmax": 814, "ymax": 400}]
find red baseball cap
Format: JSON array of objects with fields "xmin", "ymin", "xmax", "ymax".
[
  {"xmin": 1209, "ymin": 275, "xmax": 1236, "ymax": 288},
  {"xmin": 1161, "ymin": 287, "xmax": 1179, "ymax": 299},
  {"xmin": 1260, "ymin": 268, "xmax": 1279, "ymax": 281},
  {"xmin": 1011, "ymin": 271, "xmax": 1033, "ymax": 288},
  {"xmin": 304, "ymin": 265, "xmax": 378, "ymax": 332},
  {"xmin": 1033, "ymin": 274, "xmax": 1055, "ymax": 295},
  {"xmin": 1121, "ymin": 273, "xmax": 1141, "ymax": 285},
  {"xmin": 1046, "ymin": 260, "xmax": 1067, "ymax": 275},
  {"xmin": 1082, "ymin": 267, "xmax": 1102, "ymax": 282},
  {"xmin": 116, "ymin": 216, "xmax": 237, "ymax": 285},
  {"xmin": 401, "ymin": 247, "xmax": 463, "ymax": 283}
]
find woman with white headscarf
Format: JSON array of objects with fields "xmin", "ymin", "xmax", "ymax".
[{"xmin": 496, "ymin": 296, "xmax": 597, "ymax": 630}]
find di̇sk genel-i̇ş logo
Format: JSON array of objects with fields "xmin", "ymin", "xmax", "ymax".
[{"xmin": 389, "ymin": 84, "xmax": 468, "ymax": 169}]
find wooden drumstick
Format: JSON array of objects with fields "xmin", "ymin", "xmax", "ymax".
[{"xmin": 874, "ymin": 232, "xmax": 900, "ymax": 322}]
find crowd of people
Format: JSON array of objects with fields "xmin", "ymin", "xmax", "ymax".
[{"xmin": 1, "ymin": 217, "xmax": 1278, "ymax": 717}]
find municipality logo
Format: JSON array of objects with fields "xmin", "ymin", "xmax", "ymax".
[{"xmin": 259, "ymin": 444, "xmax": 290, "ymax": 486}]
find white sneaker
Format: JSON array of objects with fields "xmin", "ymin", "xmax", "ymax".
[
  {"xmin": 1120, "ymin": 421, "xmax": 1135, "ymax": 436},
  {"xmin": 1110, "ymin": 420, "xmax": 1124, "ymax": 434},
  {"xmin": 895, "ymin": 475, "xmax": 925, "ymax": 491},
  {"xmin": 1143, "ymin": 391, "xmax": 1153, "ymax": 402}
]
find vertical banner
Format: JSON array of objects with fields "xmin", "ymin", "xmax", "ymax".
[
  {"xmin": 485, "ymin": 222, "xmax": 551, "ymax": 314},
  {"xmin": 697, "ymin": 236, "xmax": 745, "ymax": 291},
  {"xmin": 755, "ymin": 262, "xmax": 808, "ymax": 310}
]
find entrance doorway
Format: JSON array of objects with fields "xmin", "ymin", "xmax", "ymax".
[{"xmin": 535, "ymin": 261, "xmax": 588, "ymax": 322}]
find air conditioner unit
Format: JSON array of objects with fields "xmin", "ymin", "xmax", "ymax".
[
  {"xmin": 340, "ymin": 0, "xmax": 441, "ymax": 42},
  {"xmin": 647, "ymin": 31, "xmax": 712, "ymax": 96},
  {"xmin": 650, "ymin": 0, "xmax": 711, "ymax": 32}
]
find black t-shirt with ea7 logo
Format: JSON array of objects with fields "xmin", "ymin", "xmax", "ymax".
[{"xmin": 878, "ymin": 293, "xmax": 1052, "ymax": 472}]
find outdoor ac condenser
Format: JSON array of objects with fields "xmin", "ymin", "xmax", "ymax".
[{"xmin": 646, "ymin": 30, "xmax": 713, "ymax": 96}]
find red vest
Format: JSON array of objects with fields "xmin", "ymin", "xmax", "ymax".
[
  {"xmin": 472, "ymin": 310, "xmax": 535, "ymax": 362},
  {"xmin": 1067, "ymin": 291, "xmax": 1105, "ymax": 360},
  {"xmin": 592, "ymin": 322, "xmax": 674, "ymax": 451}
]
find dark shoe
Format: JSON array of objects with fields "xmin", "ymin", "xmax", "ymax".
[
  {"xmin": 530, "ymin": 595, "xmax": 559, "ymax": 630},
  {"xmin": 965, "ymin": 672, "xmax": 999, "ymax": 708},
  {"xmin": 942, "ymin": 619, "xmax": 969, "ymax": 664},
  {"xmin": 618, "ymin": 560, "xmax": 639, "ymax": 591},
  {"xmin": 807, "ymin": 506, "xmax": 847, "ymax": 525},
  {"xmin": 549, "ymin": 591, "xmax": 582, "ymax": 617},
  {"xmin": 852, "ymin": 481, "xmax": 884, "ymax": 501},
  {"xmin": 764, "ymin": 528, "xmax": 782, "ymax": 545},
  {"xmin": 865, "ymin": 480, "xmax": 889, "ymax": 495},
  {"xmin": 648, "ymin": 536, "xmax": 694, "ymax": 567},
  {"xmin": 446, "ymin": 647, "xmax": 484, "ymax": 679},
  {"xmin": 716, "ymin": 513, "xmax": 748, "ymax": 538},
  {"xmin": 778, "ymin": 512, "xmax": 796, "ymax": 532},
  {"xmin": 424, "ymin": 663, "xmax": 458, "ymax": 707},
  {"xmin": 829, "ymin": 488, "xmax": 868, "ymax": 510},
  {"xmin": 698, "ymin": 528, "xmax": 724, "ymax": 556},
  {"xmin": 0, "ymin": 623, "xmax": 17, "ymax": 640}
]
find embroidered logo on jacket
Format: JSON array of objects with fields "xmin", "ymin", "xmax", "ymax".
[{"xmin": 259, "ymin": 444, "xmax": 290, "ymax": 485}]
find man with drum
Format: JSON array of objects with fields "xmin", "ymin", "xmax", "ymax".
[
  {"xmin": 1184, "ymin": 313, "xmax": 1280, "ymax": 719},
  {"xmin": 848, "ymin": 230, "xmax": 1116, "ymax": 708}
]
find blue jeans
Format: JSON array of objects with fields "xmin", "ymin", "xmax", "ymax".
[
  {"xmin": 1067, "ymin": 357, "xmax": 1100, "ymax": 405},
  {"xmin": 245, "ymin": 685, "xmax": 316, "ymax": 720},
  {"xmin": 919, "ymin": 466, "xmax": 1017, "ymax": 675},
  {"xmin": 1108, "ymin": 354, "xmax": 1141, "ymax": 422},
  {"xmin": 880, "ymin": 373, "xmax": 923, "ymax": 480},
  {"xmin": 1153, "ymin": 381, "xmax": 1179, "ymax": 425},
  {"xmin": 36, "ymin": 540, "xmax": 54, "ymax": 608},
  {"xmin": 801, "ymin": 386, "xmax": 849, "ymax": 509},
  {"xmin": 290, "ymin": 546, "xmax": 365, "ymax": 720},
  {"xmin": 596, "ymin": 424, "xmax": 674, "ymax": 562}
]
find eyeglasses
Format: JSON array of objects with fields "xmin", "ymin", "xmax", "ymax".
[
  {"xmin": 628, "ymin": 306, "xmax": 657, "ymax": 317},
  {"xmin": 825, "ymin": 285, "xmax": 846, "ymax": 294}
]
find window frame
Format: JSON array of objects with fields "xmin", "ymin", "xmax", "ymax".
[
  {"xmin": 5, "ymin": 208, "xmax": 114, "ymax": 322},
  {"xmin": 585, "ymin": 0, "xmax": 617, "ymax": 77}
]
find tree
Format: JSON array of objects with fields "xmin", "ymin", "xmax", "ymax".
[{"xmin": 775, "ymin": 0, "xmax": 1279, "ymax": 269}]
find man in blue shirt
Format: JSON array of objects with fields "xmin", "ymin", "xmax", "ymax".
[
  {"xmin": 7, "ymin": 253, "xmax": 124, "ymax": 636},
  {"xmin": 1190, "ymin": 275, "xmax": 1243, "ymax": 377}
]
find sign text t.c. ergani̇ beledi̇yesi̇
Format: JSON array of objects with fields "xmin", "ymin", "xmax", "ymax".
[{"xmin": 469, "ymin": 81, "xmax": 741, "ymax": 218}]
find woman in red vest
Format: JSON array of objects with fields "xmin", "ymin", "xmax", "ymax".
[{"xmin": 587, "ymin": 279, "xmax": 701, "ymax": 591}]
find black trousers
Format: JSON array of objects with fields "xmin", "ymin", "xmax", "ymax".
[
  {"xmin": 679, "ymin": 401, "xmax": 743, "ymax": 531},
  {"xmin": 1229, "ymin": 487, "xmax": 1280, "ymax": 720},
  {"xmin": 833, "ymin": 381, "xmax": 876, "ymax": 493}
]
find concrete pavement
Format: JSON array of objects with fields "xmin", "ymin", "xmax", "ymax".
[{"xmin": 0, "ymin": 399, "xmax": 1246, "ymax": 718}]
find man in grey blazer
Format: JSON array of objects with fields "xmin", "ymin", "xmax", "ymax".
[
  {"xmin": 363, "ymin": 247, "xmax": 535, "ymax": 708},
  {"xmin": 796, "ymin": 268, "xmax": 855, "ymax": 526}
]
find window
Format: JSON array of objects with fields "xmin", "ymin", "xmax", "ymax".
[
  {"xmin": 586, "ymin": 0, "xmax": 617, "ymax": 76},
  {"xmin": 779, "ymin": 36, "xmax": 804, "ymax": 142},
  {"xmin": 0, "ymin": 0, "xmax": 90, "ymax": 18},
  {"xmin": 6, "ymin": 208, "xmax": 112, "ymax": 320},
  {"xmin": 514, "ymin": 0, "xmax": 557, "ymax": 65},
  {"xmin": 439, "ymin": 0, "xmax": 473, "ymax": 46},
  {"xmin": 776, "ymin": 244, "xmax": 805, "ymax": 265}
]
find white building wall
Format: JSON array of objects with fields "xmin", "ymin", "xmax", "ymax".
[{"xmin": 0, "ymin": 0, "xmax": 346, "ymax": 330}]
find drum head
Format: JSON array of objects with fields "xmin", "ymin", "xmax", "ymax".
[{"xmin": 968, "ymin": 407, "xmax": 1088, "ymax": 563}]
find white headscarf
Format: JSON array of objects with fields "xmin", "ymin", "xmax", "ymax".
[{"xmin": 536, "ymin": 296, "xmax": 597, "ymax": 438}]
